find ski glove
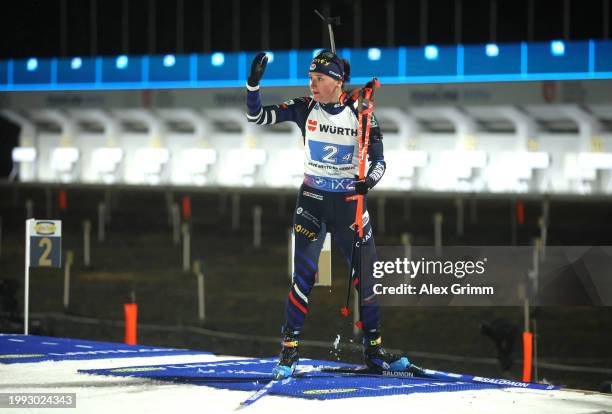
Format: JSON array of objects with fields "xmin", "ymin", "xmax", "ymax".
[
  {"xmin": 248, "ymin": 52, "xmax": 268, "ymax": 87},
  {"xmin": 354, "ymin": 177, "xmax": 372, "ymax": 195}
]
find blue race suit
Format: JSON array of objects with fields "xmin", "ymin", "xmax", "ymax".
[{"xmin": 246, "ymin": 83, "xmax": 386, "ymax": 340}]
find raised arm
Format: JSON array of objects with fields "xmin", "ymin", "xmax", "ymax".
[{"xmin": 245, "ymin": 52, "xmax": 311, "ymax": 132}]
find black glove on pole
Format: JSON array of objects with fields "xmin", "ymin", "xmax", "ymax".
[
  {"xmin": 248, "ymin": 52, "xmax": 268, "ymax": 87},
  {"xmin": 354, "ymin": 176, "xmax": 372, "ymax": 195}
]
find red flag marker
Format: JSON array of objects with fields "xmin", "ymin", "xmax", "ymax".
[
  {"xmin": 59, "ymin": 190, "xmax": 67, "ymax": 211},
  {"xmin": 124, "ymin": 303, "xmax": 138, "ymax": 345},
  {"xmin": 517, "ymin": 200, "xmax": 524, "ymax": 225},
  {"xmin": 522, "ymin": 331, "xmax": 533, "ymax": 382},
  {"xmin": 182, "ymin": 196, "xmax": 191, "ymax": 220}
]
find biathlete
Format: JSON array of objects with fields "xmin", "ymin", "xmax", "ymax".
[{"xmin": 245, "ymin": 50, "xmax": 412, "ymax": 379}]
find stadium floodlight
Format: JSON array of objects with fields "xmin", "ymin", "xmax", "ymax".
[
  {"xmin": 485, "ymin": 44, "xmax": 499, "ymax": 57},
  {"xmin": 550, "ymin": 40, "xmax": 565, "ymax": 56},
  {"xmin": 211, "ymin": 52, "xmax": 225, "ymax": 67},
  {"xmin": 71, "ymin": 57, "xmax": 83, "ymax": 70},
  {"xmin": 26, "ymin": 58, "xmax": 38, "ymax": 71},
  {"xmin": 163, "ymin": 54, "xmax": 176, "ymax": 67},
  {"xmin": 116, "ymin": 55, "xmax": 129, "ymax": 69},
  {"xmin": 12, "ymin": 147, "xmax": 37, "ymax": 163},
  {"xmin": 51, "ymin": 147, "xmax": 79, "ymax": 172},
  {"xmin": 577, "ymin": 152, "xmax": 612, "ymax": 169},
  {"xmin": 368, "ymin": 48, "xmax": 382, "ymax": 61},
  {"xmin": 424, "ymin": 45, "xmax": 439, "ymax": 61},
  {"xmin": 265, "ymin": 52, "xmax": 275, "ymax": 64}
]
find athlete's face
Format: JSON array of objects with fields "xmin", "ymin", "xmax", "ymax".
[{"xmin": 309, "ymin": 72, "xmax": 342, "ymax": 104}]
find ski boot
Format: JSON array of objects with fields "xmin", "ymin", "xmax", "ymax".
[
  {"xmin": 271, "ymin": 328, "xmax": 300, "ymax": 380},
  {"xmin": 364, "ymin": 335, "xmax": 412, "ymax": 372}
]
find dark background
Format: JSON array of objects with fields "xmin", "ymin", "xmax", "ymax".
[
  {"xmin": 0, "ymin": 0, "xmax": 610, "ymax": 59},
  {"xmin": 0, "ymin": 120, "xmax": 18, "ymax": 177}
]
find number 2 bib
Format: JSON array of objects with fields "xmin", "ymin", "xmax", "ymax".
[{"xmin": 304, "ymin": 102, "xmax": 359, "ymax": 180}]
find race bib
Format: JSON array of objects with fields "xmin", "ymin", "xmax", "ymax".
[{"xmin": 308, "ymin": 140, "xmax": 355, "ymax": 165}]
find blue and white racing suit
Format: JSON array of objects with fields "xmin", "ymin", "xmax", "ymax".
[{"xmin": 246, "ymin": 83, "xmax": 386, "ymax": 339}]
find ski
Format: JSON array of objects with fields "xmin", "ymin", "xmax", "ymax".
[
  {"xmin": 311, "ymin": 364, "xmax": 562, "ymax": 391},
  {"xmin": 313, "ymin": 364, "xmax": 426, "ymax": 378},
  {"xmin": 238, "ymin": 376, "xmax": 294, "ymax": 408},
  {"xmin": 420, "ymin": 368, "xmax": 563, "ymax": 391}
]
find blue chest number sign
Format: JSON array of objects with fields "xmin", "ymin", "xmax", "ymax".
[{"xmin": 309, "ymin": 141, "xmax": 354, "ymax": 165}]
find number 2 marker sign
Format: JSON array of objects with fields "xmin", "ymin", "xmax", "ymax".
[{"xmin": 24, "ymin": 219, "xmax": 62, "ymax": 334}]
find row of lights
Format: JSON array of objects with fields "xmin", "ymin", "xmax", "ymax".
[
  {"xmin": 23, "ymin": 41, "xmax": 568, "ymax": 72},
  {"xmin": 25, "ymin": 54, "xmax": 179, "ymax": 71},
  {"xmin": 421, "ymin": 40, "xmax": 565, "ymax": 61}
]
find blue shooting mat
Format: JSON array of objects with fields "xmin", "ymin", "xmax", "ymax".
[
  {"xmin": 79, "ymin": 357, "xmax": 557, "ymax": 400},
  {"xmin": 0, "ymin": 334, "xmax": 211, "ymax": 364}
]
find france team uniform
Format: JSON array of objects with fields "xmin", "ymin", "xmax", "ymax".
[{"xmin": 246, "ymin": 83, "xmax": 386, "ymax": 339}]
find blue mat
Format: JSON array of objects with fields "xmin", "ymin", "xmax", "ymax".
[
  {"xmin": 79, "ymin": 357, "xmax": 534, "ymax": 400},
  {"xmin": 0, "ymin": 334, "xmax": 211, "ymax": 364}
]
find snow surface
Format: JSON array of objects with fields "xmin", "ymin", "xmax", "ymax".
[{"xmin": 1, "ymin": 353, "xmax": 611, "ymax": 414}]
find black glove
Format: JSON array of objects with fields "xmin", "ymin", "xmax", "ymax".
[
  {"xmin": 248, "ymin": 52, "xmax": 268, "ymax": 87},
  {"xmin": 364, "ymin": 78, "xmax": 379, "ymax": 90},
  {"xmin": 354, "ymin": 177, "xmax": 370, "ymax": 195},
  {"xmin": 359, "ymin": 78, "xmax": 380, "ymax": 99}
]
